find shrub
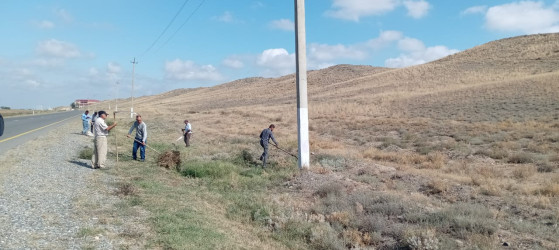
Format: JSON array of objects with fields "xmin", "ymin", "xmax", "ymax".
[
  {"xmin": 404, "ymin": 229, "xmax": 440, "ymax": 250},
  {"xmin": 513, "ymin": 165, "xmax": 537, "ymax": 179},
  {"xmin": 314, "ymin": 182, "xmax": 345, "ymax": 198},
  {"xmin": 310, "ymin": 223, "xmax": 345, "ymax": 250},
  {"xmin": 407, "ymin": 203, "xmax": 498, "ymax": 238},
  {"xmin": 180, "ymin": 160, "xmax": 237, "ymax": 178},
  {"xmin": 78, "ymin": 146, "xmax": 93, "ymax": 159},
  {"xmin": 507, "ymin": 152, "xmax": 533, "ymax": 164},
  {"xmin": 535, "ymin": 183, "xmax": 559, "ymax": 197}
]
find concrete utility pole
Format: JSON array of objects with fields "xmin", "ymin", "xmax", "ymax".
[
  {"xmin": 130, "ymin": 58, "xmax": 138, "ymax": 118},
  {"xmin": 294, "ymin": 0, "xmax": 310, "ymax": 169}
]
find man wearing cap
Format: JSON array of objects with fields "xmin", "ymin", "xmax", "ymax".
[
  {"xmin": 182, "ymin": 119, "xmax": 192, "ymax": 147},
  {"xmin": 91, "ymin": 111, "xmax": 117, "ymax": 169},
  {"xmin": 127, "ymin": 114, "xmax": 147, "ymax": 161}
]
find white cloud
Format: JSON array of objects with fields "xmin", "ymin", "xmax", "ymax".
[
  {"xmin": 269, "ymin": 19, "xmax": 294, "ymax": 31},
  {"xmin": 256, "ymin": 48, "xmax": 295, "ymax": 77},
  {"xmin": 55, "ymin": 8, "xmax": 73, "ymax": 23},
  {"xmin": 397, "ymin": 37, "xmax": 425, "ymax": 52},
  {"xmin": 385, "ymin": 43, "xmax": 459, "ymax": 68},
  {"xmin": 107, "ymin": 62, "xmax": 121, "ymax": 74},
  {"xmin": 461, "ymin": 5, "xmax": 487, "ymax": 15},
  {"xmin": 165, "ymin": 59, "xmax": 223, "ymax": 82},
  {"xmin": 308, "ymin": 43, "xmax": 368, "ymax": 61},
  {"xmin": 217, "ymin": 11, "xmax": 235, "ymax": 23},
  {"xmin": 222, "ymin": 57, "xmax": 244, "ymax": 69},
  {"xmin": 326, "ymin": 0, "xmax": 399, "ymax": 21},
  {"xmin": 403, "ymin": 0, "xmax": 431, "ymax": 18},
  {"xmin": 325, "ymin": 0, "xmax": 431, "ymax": 21},
  {"xmin": 25, "ymin": 79, "xmax": 41, "ymax": 88},
  {"xmin": 36, "ymin": 39, "xmax": 81, "ymax": 58},
  {"xmin": 367, "ymin": 30, "xmax": 404, "ymax": 49},
  {"xmin": 89, "ymin": 67, "xmax": 99, "ymax": 76},
  {"xmin": 485, "ymin": 1, "xmax": 559, "ymax": 34},
  {"xmin": 34, "ymin": 20, "xmax": 55, "ymax": 29}
]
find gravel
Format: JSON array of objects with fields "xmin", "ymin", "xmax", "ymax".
[{"xmin": 0, "ymin": 120, "xmax": 144, "ymax": 249}]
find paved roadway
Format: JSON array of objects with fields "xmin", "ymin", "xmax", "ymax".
[{"xmin": 0, "ymin": 110, "xmax": 82, "ymax": 155}]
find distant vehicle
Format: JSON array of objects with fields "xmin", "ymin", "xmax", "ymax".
[{"xmin": 0, "ymin": 113, "xmax": 4, "ymax": 137}]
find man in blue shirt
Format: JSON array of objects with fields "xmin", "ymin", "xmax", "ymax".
[
  {"xmin": 259, "ymin": 124, "xmax": 278, "ymax": 168},
  {"xmin": 81, "ymin": 110, "xmax": 91, "ymax": 135}
]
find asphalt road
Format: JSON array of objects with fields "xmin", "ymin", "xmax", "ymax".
[{"xmin": 0, "ymin": 110, "xmax": 82, "ymax": 155}]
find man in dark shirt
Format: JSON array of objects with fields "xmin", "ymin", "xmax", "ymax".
[
  {"xmin": 0, "ymin": 113, "xmax": 4, "ymax": 137},
  {"xmin": 259, "ymin": 124, "xmax": 278, "ymax": 168}
]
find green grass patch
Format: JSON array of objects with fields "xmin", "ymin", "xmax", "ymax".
[
  {"xmin": 152, "ymin": 208, "xmax": 225, "ymax": 249},
  {"xmin": 78, "ymin": 146, "xmax": 93, "ymax": 160}
]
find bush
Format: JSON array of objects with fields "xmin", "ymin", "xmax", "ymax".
[
  {"xmin": 314, "ymin": 182, "xmax": 345, "ymax": 198},
  {"xmin": 78, "ymin": 146, "xmax": 93, "ymax": 159},
  {"xmin": 507, "ymin": 152, "xmax": 534, "ymax": 164},
  {"xmin": 180, "ymin": 161, "xmax": 237, "ymax": 178},
  {"xmin": 406, "ymin": 203, "xmax": 497, "ymax": 238}
]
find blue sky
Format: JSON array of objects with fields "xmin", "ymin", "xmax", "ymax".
[{"xmin": 1, "ymin": 0, "xmax": 559, "ymax": 109}]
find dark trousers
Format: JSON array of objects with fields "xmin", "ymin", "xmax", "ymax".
[
  {"xmin": 260, "ymin": 140, "xmax": 268, "ymax": 167},
  {"xmin": 184, "ymin": 133, "xmax": 191, "ymax": 147},
  {"xmin": 132, "ymin": 138, "xmax": 146, "ymax": 160}
]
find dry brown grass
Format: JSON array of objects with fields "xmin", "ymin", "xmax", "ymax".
[{"xmin": 86, "ymin": 33, "xmax": 559, "ymax": 249}]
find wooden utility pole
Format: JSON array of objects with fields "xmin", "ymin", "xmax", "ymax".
[
  {"xmin": 130, "ymin": 58, "xmax": 138, "ymax": 118},
  {"xmin": 295, "ymin": 0, "xmax": 310, "ymax": 169}
]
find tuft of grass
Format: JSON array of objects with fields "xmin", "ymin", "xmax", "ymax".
[
  {"xmin": 78, "ymin": 146, "xmax": 93, "ymax": 160},
  {"xmin": 114, "ymin": 182, "xmax": 137, "ymax": 196},
  {"xmin": 180, "ymin": 160, "xmax": 238, "ymax": 179},
  {"xmin": 507, "ymin": 152, "xmax": 534, "ymax": 164},
  {"xmin": 406, "ymin": 203, "xmax": 498, "ymax": 239},
  {"xmin": 314, "ymin": 182, "xmax": 345, "ymax": 198},
  {"xmin": 513, "ymin": 165, "xmax": 537, "ymax": 179},
  {"xmin": 535, "ymin": 183, "xmax": 559, "ymax": 197}
]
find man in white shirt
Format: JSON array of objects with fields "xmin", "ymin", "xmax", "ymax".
[
  {"xmin": 91, "ymin": 111, "xmax": 117, "ymax": 169},
  {"xmin": 182, "ymin": 120, "xmax": 192, "ymax": 147}
]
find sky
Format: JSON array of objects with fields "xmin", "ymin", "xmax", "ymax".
[{"xmin": 1, "ymin": 0, "xmax": 559, "ymax": 109}]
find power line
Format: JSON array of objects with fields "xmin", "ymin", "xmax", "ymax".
[
  {"xmin": 156, "ymin": 0, "xmax": 207, "ymax": 53},
  {"xmin": 139, "ymin": 0, "xmax": 192, "ymax": 58}
]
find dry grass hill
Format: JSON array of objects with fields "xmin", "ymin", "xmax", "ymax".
[{"xmin": 94, "ymin": 33, "xmax": 558, "ymax": 249}]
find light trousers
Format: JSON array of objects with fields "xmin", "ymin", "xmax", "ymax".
[{"xmin": 91, "ymin": 136, "xmax": 107, "ymax": 168}]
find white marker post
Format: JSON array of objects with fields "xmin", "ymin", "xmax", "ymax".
[
  {"xmin": 130, "ymin": 58, "xmax": 138, "ymax": 118},
  {"xmin": 295, "ymin": 0, "xmax": 310, "ymax": 169}
]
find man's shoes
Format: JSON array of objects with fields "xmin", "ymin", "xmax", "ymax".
[{"xmin": 140, "ymin": 159, "xmax": 145, "ymax": 162}]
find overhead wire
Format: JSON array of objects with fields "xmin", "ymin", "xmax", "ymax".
[
  {"xmin": 138, "ymin": 0, "xmax": 192, "ymax": 58},
  {"xmin": 155, "ymin": 0, "xmax": 207, "ymax": 53}
]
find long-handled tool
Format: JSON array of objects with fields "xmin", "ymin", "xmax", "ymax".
[
  {"xmin": 271, "ymin": 143, "xmax": 298, "ymax": 159},
  {"xmin": 128, "ymin": 136, "xmax": 161, "ymax": 154}
]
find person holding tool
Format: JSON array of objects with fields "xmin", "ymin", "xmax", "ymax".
[
  {"xmin": 127, "ymin": 114, "xmax": 147, "ymax": 162},
  {"xmin": 259, "ymin": 124, "xmax": 278, "ymax": 168},
  {"xmin": 182, "ymin": 119, "xmax": 192, "ymax": 147},
  {"xmin": 91, "ymin": 111, "xmax": 117, "ymax": 169}
]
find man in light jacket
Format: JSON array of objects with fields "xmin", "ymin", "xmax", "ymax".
[{"xmin": 127, "ymin": 114, "xmax": 147, "ymax": 161}]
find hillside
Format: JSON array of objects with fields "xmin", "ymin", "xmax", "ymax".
[{"xmin": 103, "ymin": 33, "xmax": 559, "ymax": 249}]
